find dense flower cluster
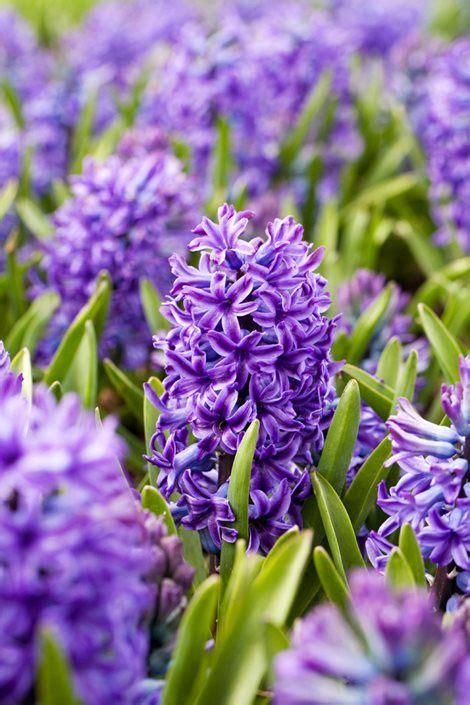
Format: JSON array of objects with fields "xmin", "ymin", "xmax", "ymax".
[
  {"xmin": 414, "ymin": 39, "xmax": 470, "ymax": 253},
  {"xmin": 331, "ymin": 0, "xmax": 427, "ymax": 58},
  {"xmin": 38, "ymin": 129, "xmax": 201, "ymax": 368},
  {"xmin": 274, "ymin": 569, "xmax": 465, "ymax": 705},
  {"xmin": 140, "ymin": 6, "xmax": 360, "ymax": 202},
  {"xmin": 367, "ymin": 355, "xmax": 470, "ymax": 595},
  {"xmin": 0, "ymin": 341, "xmax": 193, "ymax": 704},
  {"xmin": 147, "ymin": 204, "xmax": 339, "ymax": 553}
]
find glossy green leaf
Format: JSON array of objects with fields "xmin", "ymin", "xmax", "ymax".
[
  {"xmin": 44, "ymin": 272, "xmax": 111, "ymax": 386},
  {"xmin": 312, "ymin": 473, "xmax": 365, "ymax": 582},
  {"xmin": 16, "ymin": 198, "xmax": 53, "ymax": 240},
  {"xmin": 142, "ymin": 485, "xmax": 177, "ymax": 535},
  {"xmin": 0, "ymin": 180, "xmax": 18, "ymax": 221},
  {"xmin": 37, "ymin": 630, "xmax": 80, "ymax": 705},
  {"xmin": 103, "ymin": 358, "xmax": 143, "ymax": 423},
  {"xmin": 392, "ymin": 349, "xmax": 418, "ymax": 407},
  {"xmin": 6, "ymin": 291, "xmax": 60, "ymax": 357},
  {"xmin": 376, "ymin": 337, "xmax": 402, "ymax": 389},
  {"xmin": 162, "ymin": 576, "xmax": 219, "ymax": 705},
  {"xmin": 313, "ymin": 546, "xmax": 349, "ymax": 610},
  {"xmin": 62, "ymin": 320, "xmax": 98, "ymax": 409},
  {"xmin": 398, "ymin": 524, "xmax": 426, "ymax": 587},
  {"xmin": 344, "ymin": 437, "xmax": 392, "ymax": 532},
  {"xmin": 348, "ymin": 285, "xmax": 393, "ymax": 365},
  {"xmin": 418, "ymin": 304, "xmax": 462, "ymax": 382},
  {"xmin": 220, "ymin": 420, "xmax": 260, "ymax": 590},
  {"xmin": 386, "ymin": 548, "xmax": 416, "ymax": 589},
  {"xmin": 139, "ymin": 277, "xmax": 169, "ymax": 334},
  {"xmin": 341, "ymin": 364, "xmax": 394, "ymax": 420}
]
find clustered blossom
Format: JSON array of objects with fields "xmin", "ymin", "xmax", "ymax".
[
  {"xmin": 0, "ymin": 341, "xmax": 193, "ymax": 704},
  {"xmin": 37, "ymin": 129, "xmax": 201, "ymax": 368},
  {"xmin": 139, "ymin": 6, "xmax": 360, "ymax": 203},
  {"xmin": 330, "ymin": 0, "xmax": 427, "ymax": 58},
  {"xmin": 338, "ymin": 269, "xmax": 427, "ymax": 480},
  {"xmin": 414, "ymin": 39, "xmax": 470, "ymax": 253},
  {"xmin": 147, "ymin": 204, "xmax": 339, "ymax": 554},
  {"xmin": 367, "ymin": 355, "xmax": 470, "ymax": 595},
  {"xmin": 274, "ymin": 569, "xmax": 465, "ymax": 705}
]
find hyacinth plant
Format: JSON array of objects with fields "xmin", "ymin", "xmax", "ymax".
[{"xmin": 0, "ymin": 1, "xmax": 468, "ymax": 703}]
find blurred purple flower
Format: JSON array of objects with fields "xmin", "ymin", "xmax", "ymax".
[{"xmin": 274, "ymin": 569, "xmax": 463, "ymax": 705}]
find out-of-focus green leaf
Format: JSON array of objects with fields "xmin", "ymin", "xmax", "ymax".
[
  {"xmin": 143, "ymin": 376, "xmax": 164, "ymax": 485},
  {"xmin": 10, "ymin": 347, "xmax": 32, "ymax": 404},
  {"xmin": 142, "ymin": 485, "xmax": 177, "ymax": 535},
  {"xmin": 418, "ymin": 303, "xmax": 462, "ymax": 382},
  {"xmin": 376, "ymin": 337, "xmax": 402, "ymax": 389},
  {"xmin": 1, "ymin": 79, "xmax": 24, "ymax": 128},
  {"xmin": 162, "ymin": 576, "xmax": 219, "ymax": 705},
  {"xmin": 343, "ymin": 173, "xmax": 421, "ymax": 214},
  {"xmin": 70, "ymin": 90, "xmax": 97, "ymax": 174},
  {"xmin": 348, "ymin": 285, "xmax": 393, "ymax": 365},
  {"xmin": 37, "ymin": 630, "xmax": 80, "ymax": 705},
  {"xmin": 314, "ymin": 546, "xmax": 349, "ymax": 610},
  {"xmin": 139, "ymin": 277, "xmax": 169, "ymax": 334},
  {"xmin": 312, "ymin": 473, "xmax": 365, "ymax": 582},
  {"xmin": 62, "ymin": 320, "xmax": 98, "ymax": 409},
  {"xmin": 103, "ymin": 358, "xmax": 143, "ymax": 423},
  {"xmin": 0, "ymin": 180, "xmax": 18, "ymax": 221},
  {"xmin": 178, "ymin": 527, "xmax": 207, "ymax": 588},
  {"xmin": 341, "ymin": 364, "xmax": 394, "ymax": 420},
  {"xmin": 398, "ymin": 524, "xmax": 426, "ymax": 588},
  {"xmin": 6, "ymin": 291, "xmax": 60, "ymax": 357},
  {"xmin": 386, "ymin": 548, "xmax": 416, "ymax": 589},
  {"xmin": 16, "ymin": 198, "xmax": 53, "ymax": 240},
  {"xmin": 220, "ymin": 420, "xmax": 260, "ymax": 591},
  {"xmin": 44, "ymin": 272, "xmax": 111, "ymax": 386},
  {"xmin": 344, "ymin": 437, "xmax": 392, "ymax": 532},
  {"xmin": 212, "ymin": 116, "xmax": 233, "ymax": 195}
]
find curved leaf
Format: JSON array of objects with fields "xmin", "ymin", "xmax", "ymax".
[
  {"xmin": 418, "ymin": 304, "xmax": 461, "ymax": 382},
  {"xmin": 386, "ymin": 548, "xmax": 416, "ymax": 589},
  {"xmin": 104, "ymin": 358, "xmax": 143, "ymax": 423},
  {"xmin": 314, "ymin": 546, "xmax": 349, "ymax": 610},
  {"xmin": 37, "ymin": 630, "xmax": 80, "ymax": 705},
  {"xmin": 398, "ymin": 524, "xmax": 426, "ymax": 588},
  {"xmin": 341, "ymin": 363, "xmax": 394, "ymax": 420},
  {"xmin": 142, "ymin": 485, "xmax": 177, "ymax": 535}
]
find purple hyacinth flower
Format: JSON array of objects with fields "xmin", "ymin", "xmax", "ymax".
[
  {"xmin": 274, "ymin": 569, "xmax": 464, "ymax": 705},
  {"xmin": 147, "ymin": 204, "xmax": 338, "ymax": 554},
  {"xmin": 368, "ymin": 355, "xmax": 470, "ymax": 593}
]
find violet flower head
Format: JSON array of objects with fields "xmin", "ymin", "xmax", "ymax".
[
  {"xmin": 0, "ymin": 342, "xmax": 194, "ymax": 703},
  {"xmin": 331, "ymin": 0, "xmax": 427, "ymax": 58},
  {"xmin": 413, "ymin": 39, "xmax": 470, "ymax": 253},
  {"xmin": 147, "ymin": 204, "xmax": 339, "ymax": 553},
  {"xmin": 274, "ymin": 569, "xmax": 464, "ymax": 705},
  {"xmin": 367, "ymin": 355, "xmax": 470, "ymax": 594},
  {"xmin": 37, "ymin": 129, "xmax": 201, "ymax": 368}
]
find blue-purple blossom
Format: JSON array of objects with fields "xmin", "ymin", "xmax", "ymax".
[
  {"xmin": 274, "ymin": 569, "xmax": 464, "ymax": 705},
  {"xmin": 411, "ymin": 39, "xmax": 470, "ymax": 253},
  {"xmin": 0, "ymin": 341, "xmax": 193, "ymax": 703},
  {"xmin": 367, "ymin": 355, "xmax": 470, "ymax": 594},
  {"xmin": 37, "ymin": 130, "xmax": 201, "ymax": 368},
  {"xmin": 139, "ymin": 6, "xmax": 360, "ymax": 203},
  {"xmin": 331, "ymin": 0, "xmax": 427, "ymax": 58},
  {"xmin": 147, "ymin": 204, "xmax": 339, "ymax": 553}
]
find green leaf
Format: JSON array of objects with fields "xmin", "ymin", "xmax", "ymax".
[
  {"xmin": 386, "ymin": 548, "xmax": 416, "ymax": 589},
  {"xmin": 220, "ymin": 420, "xmax": 260, "ymax": 590},
  {"xmin": 139, "ymin": 277, "xmax": 169, "ymax": 334},
  {"xmin": 44, "ymin": 272, "xmax": 111, "ymax": 386},
  {"xmin": 212, "ymin": 116, "xmax": 233, "ymax": 194},
  {"xmin": 1, "ymin": 79, "xmax": 24, "ymax": 128},
  {"xmin": 254, "ymin": 530, "xmax": 312, "ymax": 627},
  {"xmin": 70, "ymin": 90, "xmax": 97, "ymax": 173},
  {"xmin": 312, "ymin": 473, "xmax": 365, "ymax": 581},
  {"xmin": 62, "ymin": 320, "xmax": 98, "ymax": 409},
  {"xmin": 317, "ymin": 380, "xmax": 360, "ymax": 494},
  {"xmin": 341, "ymin": 364, "xmax": 394, "ymax": 420},
  {"xmin": 343, "ymin": 437, "xmax": 392, "ymax": 532},
  {"xmin": 6, "ymin": 291, "xmax": 60, "ymax": 357},
  {"xmin": 314, "ymin": 199, "xmax": 339, "ymax": 252},
  {"xmin": 37, "ymin": 630, "xmax": 80, "ymax": 705},
  {"xmin": 162, "ymin": 576, "xmax": 219, "ymax": 705},
  {"xmin": 280, "ymin": 71, "xmax": 332, "ymax": 169},
  {"xmin": 0, "ymin": 180, "xmax": 18, "ymax": 221},
  {"xmin": 343, "ymin": 173, "xmax": 421, "ymax": 214},
  {"xmin": 418, "ymin": 304, "xmax": 461, "ymax": 382},
  {"xmin": 103, "ymin": 358, "xmax": 144, "ymax": 423},
  {"xmin": 16, "ymin": 198, "xmax": 53, "ymax": 240},
  {"xmin": 398, "ymin": 524, "xmax": 426, "ymax": 587},
  {"xmin": 348, "ymin": 285, "xmax": 393, "ymax": 364},
  {"xmin": 142, "ymin": 485, "xmax": 177, "ymax": 535},
  {"xmin": 392, "ymin": 349, "xmax": 418, "ymax": 407},
  {"xmin": 178, "ymin": 527, "xmax": 207, "ymax": 588},
  {"xmin": 10, "ymin": 347, "xmax": 32, "ymax": 404},
  {"xmin": 313, "ymin": 546, "xmax": 349, "ymax": 610},
  {"xmin": 143, "ymin": 376, "xmax": 164, "ymax": 485},
  {"xmin": 376, "ymin": 337, "xmax": 402, "ymax": 389}
]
